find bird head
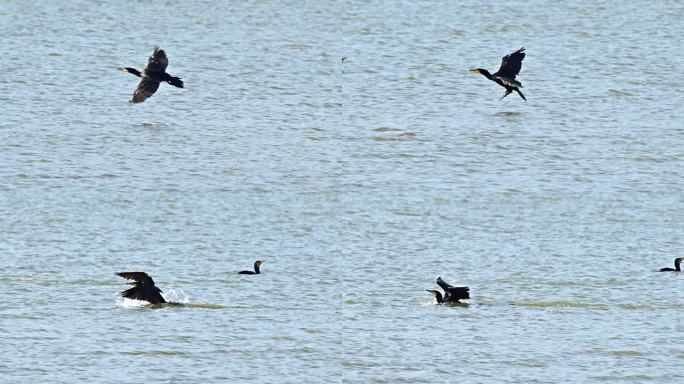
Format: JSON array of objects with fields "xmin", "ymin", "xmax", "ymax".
[{"xmin": 119, "ymin": 67, "xmax": 142, "ymax": 77}]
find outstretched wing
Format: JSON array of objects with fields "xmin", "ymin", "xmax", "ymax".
[
  {"xmin": 116, "ymin": 272, "xmax": 165, "ymax": 305},
  {"xmin": 495, "ymin": 47, "xmax": 525, "ymax": 79},
  {"xmin": 437, "ymin": 277, "xmax": 470, "ymax": 300},
  {"xmin": 445, "ymin": 286, "xmax": 470, "ymax": 300},
  {"xmin": 120, "ymin": 284, "xmax": 166, "ymax": 305},
  {"xmin": 145, "ymin": 46, "xmax": 169, "ymax": 72},
  {"xmin": 116, "ymin": 272, "xmax": 154, "ymax": 284},
  {"xmin": 131, "ymin": 79, "xmax": 160, "ymax": 103},
  {"xmin": 436, "ymin": 276, "xmax": 454, "ymax": 291}
]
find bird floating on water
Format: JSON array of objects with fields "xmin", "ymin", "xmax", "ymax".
[
  {"xmin": 659, "ymin": 257, "xmax": 682, "ymax": 272},
  {"xmin": 470, "ymin": 47, "xmax": 526, "ymax": 101},
  {"xmin": 239, "ymin": 260, "xmax": 264, "ymax": 275},
  {"xmin": 116, "ymin": 272, "xmax": 167, "ymax": 305},
  {"xmin": 119, "ymin": 46, "xmax": 184, "ymax": 103},
  {"xmin": 427, "ymin": 277, "xmax": 470, "ymax": 304}
]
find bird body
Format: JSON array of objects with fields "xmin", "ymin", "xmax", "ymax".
[
  {"xmin": 659, "ymin": 257, "xmax": 682, "ymax": 272},
  {"xmin": 239, "ymin": 260, "xmax": 263, "ymax": 275},
  {"xmin": 471, "ymin": 47, "xmax": 526, "ymax": 101},
  {"xmin": 119, "ymin": 47, "xmax": 183, "ymax": 103},
  {"xmin": 427, "ymin": 277, "xmax": 470, "ymax": 304},
  {"xmin": 116, "ymin": 272, "xmax": 166, "ymax": 305}
]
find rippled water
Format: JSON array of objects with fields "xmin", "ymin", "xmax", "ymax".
[{"xmin": 1, "ymin": 0, "xmax": 683, "ymax": 382}]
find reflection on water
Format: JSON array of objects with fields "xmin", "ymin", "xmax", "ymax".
[
  {"xmin": 494, "ymin": 111, "xmax": 522, "ymax": 118},
  {"xmin": 131, "ymin": 122, "xmax": 177, "ymax": 130}
]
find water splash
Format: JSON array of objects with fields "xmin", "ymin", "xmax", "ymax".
[
  {"xmin": 117, "ymin": 297, "xmax": 148, "ymax": 308},
  {"xmin": 162, "ymin": 288, "xmax": 189, "ymax": 304},
  {"xmin": 115, "ymin": 288, "xmax": 189, "ymax": 308}
]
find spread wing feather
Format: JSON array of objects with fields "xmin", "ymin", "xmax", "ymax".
[
  {"xmin": 131, "ymin": 79, "xmax": 160, "ymax": 103},
  {"xmin": 120, "ymin": 284, "xmax": 166, "ymax": 305},
  {"xmin": 495, "ymin": 47, "xmax": 525, "ymax": 79},
  {"xmin": 116, "ymin": 272, "xmax": 165, "ymax": 305},
  {"xmin": 116, "ymin": 272, "xmax": 154, "ymax": 284},
  {"xmin": 436, "ymin": 277, "xmax": 470, "ymax": 300},
  {"xmin": 436, "ymin": 276, "xmax": 453, "ymax": 291},
  {"xmin": 445, "ymin": 286, "xmax": 470, "ymax": 300},
  {"xmin": 145, "ymin": 46, "xmax": 168, "ymax": 72}
]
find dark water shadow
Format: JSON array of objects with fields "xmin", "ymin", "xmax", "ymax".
[
  {"xmin": 494, "ymin": 111, "xmax": 522, "ymax": 119},
  {"xmin": 130, "ymin": 122, "xmax": 176, "ymax": 130},
  {"xmin": 154, "ymin": 302, "xmax": 225, "ymax": 309},
  {"xmin": 121, "ymin": 302, "xmax": 225, "ymax": 310},
  {"xmin": 513, "ymin": 301, "xmax": 607, "ymax": 309},
  {"xmin": 424, "ymin": 301, "xmax": 470, "ymax": 308}
]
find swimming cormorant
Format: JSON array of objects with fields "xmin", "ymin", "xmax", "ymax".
[
  {"xmin": 119, "ymin": 47, "xmax": 184, "ymax": 103},
  {"xmin": 116, "ymin": 272, "xmax": 166, "ymax": 305},
  {"xmin": 659, "ymin": 257, "xmax": 682, "ymax": 272},
  {"xmin": 239, "ymin": 260, "xmax": 263, "ymax": 275},
  {"xmin": 470, "ymin": 47, "xmax": 526, "ymax": 101},
  {"xmin": 427, "ymin": 276, "xmax": 470, "ymax": 304}
]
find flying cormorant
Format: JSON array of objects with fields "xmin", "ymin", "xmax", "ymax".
[
  {"xmin": 239, "ymin": 260, "xmax": 263, "ymax": 275},
  {"xmin": 427, "ymin": 276, "xmax": 470, "ymax": 304},
  {"xmin": 470, "ymin": 47, "xmax": 526, "ymax": 101},
  {"xmin": 119, "ymin": 47, "xmax": 184, "ymax": 103},
  {"xmin": 659, "ymin": 257, "xmax": 682, "ymax": 272},
  {"xmin": 116, "ymin": 272, "xmax": 166, "ymax": 305}
]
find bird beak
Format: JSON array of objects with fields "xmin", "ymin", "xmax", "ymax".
[{"xmin": 118, "ymin": 67, "xmax": 127, "ymax": 72}]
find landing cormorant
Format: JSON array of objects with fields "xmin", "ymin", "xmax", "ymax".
[
  {"xmin": 470, "ymin": 47, "xmax": 526, "ymax": 101},
  {"xmin": 659, "ymin": 257, "xmax": 682, "ymax": 272},
  {"xmin": 116, "ymin": 272, "xmax": 166, "ymax": 305},
  {"xmin": 119, "ymin": 47, "xmax": 184, "ymax": 103},
  {"xmin": 427, "ymin": 276, "xmax": 470, "ymax": 304},
  {"xmin": 239, "ymin": 260, "xmax": 263, "ymax": 275}
]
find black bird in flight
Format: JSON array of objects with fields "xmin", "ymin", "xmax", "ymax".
[
  {"xmin": 116, "ymin": 272, "xmax": 166, "ymax": 305},
  {"xmin": 471, "ymin": 47, "xmax": 526, "ymax": 101},
  {"xmin": 119, "ymin": 47, "xmax": 184, "ymax": 103},
  {"xmin": 427, "ymin": 276, "xmax": 470, "ymax": 304},
  {"xmin": 659, "ymin": 257, "xmax": 682, "ymax": 272},
  {"xmin": 239, "ymin": 260, "xmax": 264, "ymax": 275}
]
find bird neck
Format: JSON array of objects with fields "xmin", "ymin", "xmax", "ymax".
[
  {"xmin": 254, "ymin": 263, "xmax": 260, "ymax": 274},
  {"xmin": 121, "ymin": 67, "xmax": 142, "ymax": 77},
  {"xmin": 476, "ymin": 68, "xmax": 493, "ymax": 80},
  {"xmin": 676, "ymin": 260, "xmax": 681, "ymax": 271},
  {"xmin": 435, "ymin": 291, "xmax": 443, "ymax": 303}
]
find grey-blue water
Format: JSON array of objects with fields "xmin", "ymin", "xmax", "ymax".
[{"xmin": 1, "ymin": 0, "xmax": 683, "ymax": 382}]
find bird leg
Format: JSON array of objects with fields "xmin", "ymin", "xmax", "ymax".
[
  {"xmin": 499, "ymin": 89, "xmax": 512, "ymax": 100},
  {"xmin": 515, "ymin": 88, "xmax": 527, "ymax": 101}
]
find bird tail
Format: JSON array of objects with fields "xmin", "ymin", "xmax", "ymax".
[
  {"xmin": 168, "ymin": 76, "xmax": 184, "ymax": 88},
  {"xmin": 516, "ymin": 88, "xmax": 526, "ymax": 101}
]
